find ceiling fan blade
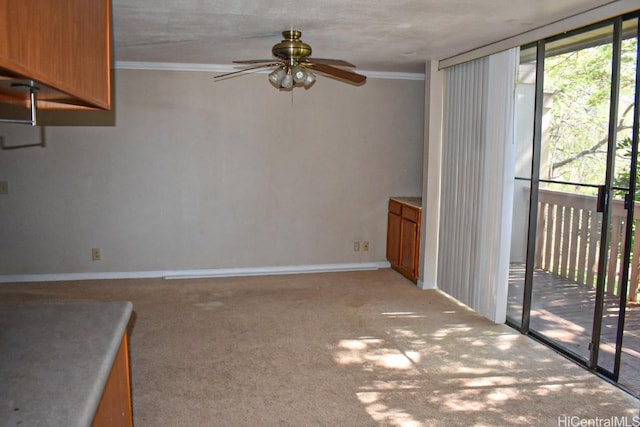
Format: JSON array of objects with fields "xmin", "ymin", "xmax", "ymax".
[
  {"xmin": 232, "ymin": 59, "xmax": 278, "ymax": 64},
  {"xmin": 306, "ymin": 58, "xmax": 355, "ymax": 67},
  {"xmin": 214, "ymin": 63, "xmax": 279, "ymax": 79},
  {"xmin": 307, "ymin": 63, "xmax": 366, "ymax": 84}
]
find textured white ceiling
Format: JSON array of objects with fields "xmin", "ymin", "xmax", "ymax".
[{"xmin": 113, "ymin": 0, "xmax": 618, "ymax": 72}]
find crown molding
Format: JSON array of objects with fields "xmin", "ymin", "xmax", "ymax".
[{"xmin": 115, "ymin": 61, "xmax": 425, "ymax": 81}]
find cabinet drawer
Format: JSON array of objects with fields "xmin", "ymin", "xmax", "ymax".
[
  {"xmin": 402, "ymin": 205, "xmax": 420, "ymax": 223},
  {"xmin": 389, "ymin": 199, "xmax": 403, "ymax": 215}
]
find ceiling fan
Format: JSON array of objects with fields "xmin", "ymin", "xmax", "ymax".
[{"xmin": 214, "ymin": 30, "xmax": 367, "ymax": 89}]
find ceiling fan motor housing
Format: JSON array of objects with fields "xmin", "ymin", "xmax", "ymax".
[{"xmin": 272, "ymin": 30, "xmax": 312, "ymax": 63}]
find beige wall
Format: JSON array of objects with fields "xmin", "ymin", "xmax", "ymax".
[{"xmin": 0, "ymin": 69, "xmax": 424, "ymax": 275}]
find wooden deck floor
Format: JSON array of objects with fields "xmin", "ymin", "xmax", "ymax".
[{"xmin": 508, "ymin": 264, "xmax": 640, "ymax": 395}]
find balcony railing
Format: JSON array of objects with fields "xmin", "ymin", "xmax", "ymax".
[{"xmin": 536, "ymin": 188, "xmax": 640, "ymax": 303}]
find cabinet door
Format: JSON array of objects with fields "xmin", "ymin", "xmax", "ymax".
[
  {"xmin": 0, "ymin": 0, "xmax": 112, "ymax": 109},
  {"xmin": 400, "ymin": 218, "xmax": 417, "ymax": 276},
  {"xmin": 386, "ymin": 212, "xmax": 401, "ymax": 265}
]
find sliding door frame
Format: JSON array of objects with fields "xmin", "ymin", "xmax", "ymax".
[
  {"xmin": 507, "ymin": 12, "xmax": 640, "ymax": 384},
  {"xmin": 607, "ymin": 15, "xmax": 640, "ymax": 383},
  {"xmin": 591, "ymin": 16, "xmax": 622, "ymax": 373},
  {"xmin": 513, "ymin": 40, "xmax": 545, "ymax": 335}
]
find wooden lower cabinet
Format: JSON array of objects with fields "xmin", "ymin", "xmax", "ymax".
[
  {"xmin": 386, "ymin": 211, "xmax": 401, "ymax": 266},
  {"xmin": 400, "ymin": 217, "xmax": 418, "ymax": 274},
  {"xmin": 387, "ymin": 198, "xmax": 421, "ymax": 283},
  {"xmin": 92, "ymin": 332, "xmax": 133, "ymax": 427}
]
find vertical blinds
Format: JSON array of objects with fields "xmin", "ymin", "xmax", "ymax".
[{"xmin": 437, "ymin": 49, "xmax": 518, "ymax": 323}]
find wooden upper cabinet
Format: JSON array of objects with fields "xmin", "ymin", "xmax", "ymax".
[{"xmin": 0, "ymin": 0, "xmax": 112, "ymax": 110}]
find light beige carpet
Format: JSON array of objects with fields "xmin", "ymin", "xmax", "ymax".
[{"xmin": 0, "ymin": 269, "xmax": 637, "ymax": 426}]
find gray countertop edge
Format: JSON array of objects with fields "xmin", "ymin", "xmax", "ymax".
[
  {"xmin": 390, "ymin": 196, "xmax": 422, "ymax": 209},
  {"xmin": 0, "ymin": 300, "xmax": 134, "ymax": 427}
]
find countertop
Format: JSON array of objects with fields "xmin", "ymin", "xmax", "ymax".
[
  {"xmin": 390, "ymin": 197, "xmax": 422, "ymax": 209},
  {"xmin": 0, "ymin": 301, "xmax": 133, "ymax": 427}
]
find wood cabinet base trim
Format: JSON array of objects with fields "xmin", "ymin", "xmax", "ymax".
[{"xmin": 91, "ymin": 332, "xmax": 133, "ymax": 427}]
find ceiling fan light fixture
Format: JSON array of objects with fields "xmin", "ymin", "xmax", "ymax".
[
  {"xmin": 292, "ymin": 65, "xmax": 307, "ymax": 84},
  {"xmin": 303, "ymin": 69, "xmax": 316, "ymax": 88},
  {"xmin": 268, "ymin": 66, "xmax": 287, "ymax": 86},
  {"xmin": 280, "ymin": 70, "xmax": 293, "ymax": 89}
]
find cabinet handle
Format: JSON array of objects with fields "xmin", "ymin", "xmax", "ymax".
[{"xmin": 0, "ymin": 83, "xmax": 39, "ymax": 126}]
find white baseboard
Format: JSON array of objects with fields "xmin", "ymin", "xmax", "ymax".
[
  {"xmin": 417, "ymin": 279, "xmax": 438, "ymax": 290},
  {"xmin": 0, "ymin": 262, "xmax": 391, "ymax": 283}
]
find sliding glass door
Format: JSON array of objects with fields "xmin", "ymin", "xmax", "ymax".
[
  {"xmin": 508, "ymin": 13, "xmax": 640, "ymax": 395},
  {"xmin": 609, "ymin": 16, "xmax": 640, "ymax": 393},
  {"xmin": 532, "ymin": 23, "xmax": 616, "ymax": 364}
]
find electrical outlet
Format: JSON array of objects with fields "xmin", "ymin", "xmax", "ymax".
[
  {"xmin": 92, "ymin": 248, "xmax": 102, "ymax": 261},
  {"xmin": 353, "ymin": 240, "xmax": 361, "ymax": 252},
  {"xmin": 0, "ymin": 181, "xmax": 8, "ymax": 195},
  {"xmin": 362, "ymin": 241, "xmax": 370, "ymax": 251}
]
